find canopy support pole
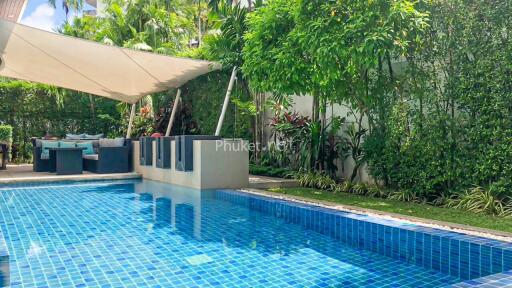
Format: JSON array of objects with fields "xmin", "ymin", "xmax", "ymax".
[
  {"xmin": 165, "ymin": 88, "xmax": 182, "ymax": 136},
  {"xmin": 215, "ymin": 66, "xmax": 237, "ymax": 136},
  {"xmin": 126, "ymin": 103, "xmax": 136, "ymax": 138}
]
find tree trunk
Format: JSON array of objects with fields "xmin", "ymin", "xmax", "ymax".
[
  {"xmin": 197, "ymin": 0, "xmax": 202, "ymax": 46},
  {"xmin": 89, "ymin": 95, "xmax": 96, "ymax": 124},
  {"xmin": 312, "ymin": 95, "xmax": 320, "ymax": 123}
]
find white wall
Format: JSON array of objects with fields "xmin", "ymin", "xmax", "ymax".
[{"xmin": 133, "ymin": 139, "xmax": 249, "ymax": 189}]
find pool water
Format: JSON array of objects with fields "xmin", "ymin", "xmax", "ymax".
[{"xmin": 0, "ymin": 180, "xmax": 466, "ymax": 287}]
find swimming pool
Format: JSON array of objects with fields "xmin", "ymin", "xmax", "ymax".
[{"xmin": 0, "ymin": 180, "xmax": 510, "ymax": 287}]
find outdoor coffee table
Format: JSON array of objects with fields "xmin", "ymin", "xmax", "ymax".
[{"xmin": 48, "ymin": 147, "xmax": 86, "ymax": 175}]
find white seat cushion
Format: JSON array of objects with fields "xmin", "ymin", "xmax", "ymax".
[{"xmin": 82, "ymin": 154, "xmax": 99, "ymax": 161}]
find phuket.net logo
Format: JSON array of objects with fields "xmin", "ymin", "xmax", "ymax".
[{"xmin": 215, "ymin": 140, "xmax": 289, "ymax": 152}]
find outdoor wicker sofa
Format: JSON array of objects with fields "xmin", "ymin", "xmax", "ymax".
[
  {"xmin": 83, "ymin": 139, "xmax": 131, "ymax": 174},
  {"xmin": 32, "ymin": 135, "xmax": 132, "ymax": 174}
]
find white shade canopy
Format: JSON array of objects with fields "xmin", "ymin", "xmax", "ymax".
[{"xmin": 0, "ymin": 19, "xmax": 221, "ymax": 104}]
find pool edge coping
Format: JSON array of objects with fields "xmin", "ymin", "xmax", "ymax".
[
  {"xmin": 239, "ymin": 188, "xmax": 512, "ymax": 243},
  {"xmin": 0, "ymin": 172, "xmax": 142, "ymax": 185}
]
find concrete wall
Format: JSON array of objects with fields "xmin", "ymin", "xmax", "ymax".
[{"xmin": 133, "ymin": 139, "xmax": 249, "ymax": 189}]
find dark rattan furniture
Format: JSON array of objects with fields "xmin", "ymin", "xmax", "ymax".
[
  {"xmin": 48, "ymin": 147, "xmax": 86, "ymax": 175},
  {"xmin": 83, "ymin": 139, "xmax": 131, "ymax": 174},
  {"xmin": 156, "ymin": 136, "xmax": 173, "ymax": 169},
  {"xmin": 139, "ymin": 137, "xmax": 154, "ymax": 166},
  {"xmin": 175, "ymin": 135, "xmax": 221, "ymax": 172}
]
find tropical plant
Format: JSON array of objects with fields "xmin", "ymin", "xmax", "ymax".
[
  {"xmin": 446, "ymin": 186, "xmax": 512, "ymax": 217},
  {"xmin": 249, "ymin": 164, "xmax": 292, "ymax": 179},
  {"xmin": 0, "ymin": 125, "xmax": 13, "ymax": 144},
  {"xmin": 314, "ymin": 173, "xmax": 336, "ymax": 190},
  {"xmin": 388, "ymin": 190, "xmax": 419, "ymax": 203},
  {"xmin": 0, "ymin": 80, "xmax": 122, "ymax": 162},
  {"xmin": 243, "ymin": 0, "xmax": 428, "ymax": 181},
  {"xmin": 351, "ymin": 183, "xmax": 367, "ymax": 195},
  {"xmin": 343, "ymin": 122, "xmax": 367, "ymax": 182},
  {"xmin": 340, "ymin": 181, "xmax": 353, "ymax": 194},
  {"xmin": 207, "ymin": 4, "xmax": 247, "ymax": 68},
  {"xmin": 366, "ymin": 185, "xmax": 387, "ymax": 198},
  {"xmin": 61, "ymin": 0, "xmax": 197, "ymax": 54},
  {"xmin": 48, "ymin": 0, "xmax": 83, "ymax": 17}
]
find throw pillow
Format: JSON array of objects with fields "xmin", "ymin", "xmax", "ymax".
[
  {"xmin": 59, "ymin": 141, "xmax": 76, "ymax": 148},
  {"xmin": 99, "ymin": 138, "xmax": 125, "ymax": 147},
  {"xmin": 66, "ymin": 133, "xmax": 85, "ymax": 140},
  {"xmin": 41, "ymin": 140, "xmax": 59, "ymax": 159},
  {"xmin": 84, "ymin": 133, "xmax": 104, "ymax": 140},
  {"xmin": 76, "ymin": 142, "xmax": 95, "ymax": 155}
]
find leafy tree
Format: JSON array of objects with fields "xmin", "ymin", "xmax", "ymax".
[
  {"xmin": 48, "ymin": 0, "xmax": 83, "ymax": 18},
  {"xmin": 61, "ymin": 0, "xmax": 197, "ymax": 54},
  {"xmin": 0, "ymin": 80, "xmax": 122, "ymax": 162},
  {"xmin": 243, "ymin": 0, "xmax": 428, "ymax": 173},
  {"xmin": 365, "ymin": 0, "xmax": 512, "ymax": 199}
]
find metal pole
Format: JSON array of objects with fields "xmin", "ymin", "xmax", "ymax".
[
  {"xmin": 126, "ymin": 103, "xmax": 136, "ymax": 138},
  {"xmin": 215, "ymin": 66, "xmax": 237, "ymax": 136},
  {"xmin": 165, "ymin": 88, "xmax": 181, "ymax": 136}
]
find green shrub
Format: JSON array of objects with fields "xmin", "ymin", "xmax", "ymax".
[
  {"xmin": 0, "ymin": 125, "xmax": 12, "ymax": 144},
  {"xmin": 314, "ymin": 174, "xmax": 336, "ymax": 190},
  {"xmin": 446, "ymin": 186, "xmax": 512, "ymax": 217},
  {"xmin": 249, "ymin": 164, "xmax": 292, "ymax": 179},
  {"xmin": 360, "ymin": 0, "xmax": 512, "ymax": 204},
  {"xmin": 332, "ymin": 184, "xmax": 344, "ymax": 194},
  {"xmin": 388, "ymin": 190, "xmax": 419, "ymax": 203},
  {"xmin": 340, "ymin": 181, "xmax": 353, "ymax": 193},
  {"xmin": 294, "ymin": 171, "xmax": 336, "ymax": 190},
  {"xmin": 351, "ymin": 183, "xmax": 367, "ymax": 195},
  {"xmin": 366, "ymin": 185, "xmax": 387, "ymax": 198}
]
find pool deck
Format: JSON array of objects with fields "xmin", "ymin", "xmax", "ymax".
[
  {"xmin": 247, "ymin": 175, "xmax": 298, "ymax": 189},
  {"xmin": 0, "ymin": 164, "xmax": 142, "ymax": 184},
  {"xmin": 0, "ymin": 165, "xmax": 297, "ymax": 189}
]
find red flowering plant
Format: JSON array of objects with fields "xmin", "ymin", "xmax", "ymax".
[
  {"xmin": 130, "ymin": 105, "xmax": 154, "ymax": 138},
  {"xmin": 267, "ymin": 110, "xmax": 313, "ymax": 169},
  {"xmin": 139, "ymin": 105, "xmax": 152, "ymax": 118},
  {"xmin": 269, "ymin": 111, "xmax": 311, "ymax": 140}
]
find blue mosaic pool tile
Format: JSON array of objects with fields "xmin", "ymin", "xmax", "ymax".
[
  {"xmin": 470, "ymin": 243, "xmax": 481, "ymax": 279},
  {"xmin": 505, "ymin": 250, "xmax": 512, "ymax": 271},
  {"xmin": 0, "ymin": 228, "xmax": 8, "ymax": 288},
  {"xmin": 492, "ymin": 247, "xmax": 504, "ymax": 274},
  {"xmin": 218, "ymin": 189, "xmax": 512, "ymax": 285},
  {"xmin": 432, "ymin": 235, "xmax": 441, "ymax": 271},
  {"xmin": 481, "ymin": 245, "xmax": 492, "ymax": 276},
  {"xmin": 450, "ymin": 270, "xmax": 512, "ymax": 287},
  {"xmin": 460, "ymin": 241, "xmax": 471, "ymax": 280},
  {"xmin": 2, "ymin": 180, "xmax": 507, "ymax": 287}
]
